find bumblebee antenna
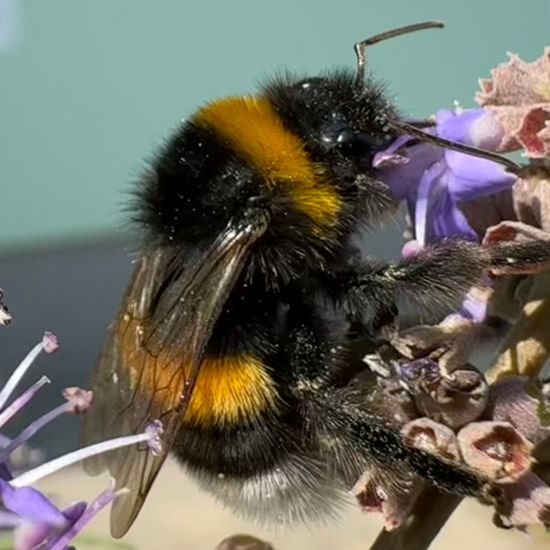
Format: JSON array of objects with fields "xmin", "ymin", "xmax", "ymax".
[
  {"xmin": 354, "ymin": 21, "xmax": 444, "ymax": 87},
  {"xmin": 389, "ymin": 119, "xmax": 521, "ymax": 173}
]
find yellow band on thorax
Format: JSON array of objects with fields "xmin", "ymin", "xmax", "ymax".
[{"xmin": 194, "ymin": 96, "xmax": 341, "ymax": 230}]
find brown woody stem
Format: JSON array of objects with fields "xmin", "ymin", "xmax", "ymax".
[{"xmin": 368, "ymin": 488, "xmax": 462, "ymax": 550}]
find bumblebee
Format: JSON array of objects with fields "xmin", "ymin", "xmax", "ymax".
[{"xmin": 82, "ymin": 22, "xmax": 550, "ymax": 537}]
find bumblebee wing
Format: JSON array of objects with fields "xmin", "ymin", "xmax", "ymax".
[
  {"xmin": 82, "ymin": 218, "xmax": 266, "ymax": 538},
  {"xmin": 82, "ymin": 250, "xmax": 166, "ymax": 476}
]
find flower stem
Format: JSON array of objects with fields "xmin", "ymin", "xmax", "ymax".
[
  {"xmin": 0, "ymin": 376, "xmax": 50, "ymax": 429},
  {"xmin": 369, "ymin": 488, "xmax": 462, "ymax": 550},
  {"xmin": 0, "ymin": 342, "xmax": 44, "ymax": 412},
  {"xmin": 0, "ymin": 398, "xmax": 70, "ymax": 463},
  {"xmin": 11, "ymin": 432, "xmax": 152, "ymax": 488},
  {"xmin": 487, "ymin": 273, "xmax": 550, "ymax": 384}
]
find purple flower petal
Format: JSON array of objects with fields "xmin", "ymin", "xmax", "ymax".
[
  {"xmin": 436, "ymin": 109, "xmax": 481, "ymax": 144},
  {"xmin": 374, "ymin": 107, "xmax": 515, "ymax": 251},
  {"xmin": 13, "ymin": 502, "xmax": 87, "ymax": 550},
  {"xmin": 46, "ymin": 482, "xmax": 128, "ymax": 550},
  {"xmin": 0, "ymin": 479, "xmax": 67, "ymax": 528},
  {"xmin": 434, "ymin": 108, "xmax": 516, "ymax": 200},
  {"xmin": 414, "ymin": 159, "xmax": 478, "ymax": 244},
  {"xmin": 431, "ymin": 196, "xmax": 478, "ymax": 242},
  {"xmin": 377, "ymin": 142, "xmax": 443, "ymax": 202},
  {"xmin": 401, "ymin": 240, "xmax": 422, "ymax": 258},
  {"xmin": 414, "ymin": 159, "xmax": 446, "ymax": 244},
  {"xmin": 459, "ymin": 292, "xmax": 488, "ymax": 323},
  {"xmin": 436, "ymin": 108, "xmax": 504, "ymax": 150},
  {"xmin": 445, "ymin": 152, "xmax": 516, "ymax": 202}
]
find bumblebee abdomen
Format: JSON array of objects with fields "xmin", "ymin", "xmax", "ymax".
[{"xmin": 172, "ymin": 389, "xmax": 349, "ymax": 524}]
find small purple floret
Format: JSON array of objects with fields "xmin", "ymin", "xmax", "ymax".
[
  {"xmin": 0, "ymin": 479, "xmax": 68, "ymax": 528},
  {"xmin": 375, "ymin": 108, "xmax": 517, "ymax": 247},
  {"xmin": 41, "ymin": 332, "xmax": 59, "ymax": 354},
  {"xmin": 0, "ymin": 324, "xmax": 165, "ymax": 548},
  {"xmin": 145, "ymin": 419, "xmax": 164, "ymax": 456}
]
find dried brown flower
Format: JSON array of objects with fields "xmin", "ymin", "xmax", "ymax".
[
  {"xmin": 352, "ymin": 469, "xmax": 423, "ymax": 531},
  {"xmin": 494, "ymin": 472, "xmax": 550, "ymax": 529},
  {"xmin": 476, "ymin": 48, "xmax": 550, "ymax": 157},
  {"xmin": 401, "ymin": 418, "xmax": 461, "ymax": 462},
  {"xmin": 457, "ymin": 421, "xmax": 533, "ymax": 483}
]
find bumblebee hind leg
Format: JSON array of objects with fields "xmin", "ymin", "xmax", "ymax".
[{"xmin": 284, "ymin": 313, "xmax": 485, "ymax": 499}]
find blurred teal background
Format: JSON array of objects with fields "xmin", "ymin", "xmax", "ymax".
[{"xmin": 1, "ymin": 0, "xmax": 549, "ymax": 252}]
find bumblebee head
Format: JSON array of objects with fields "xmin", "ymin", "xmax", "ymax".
[
  {"xmin": 264, "ymin": 72, "xmax": 398, "ymax": 179},
  {"xmin": 135, "ymin": 82, "xmax": 400, "ymax": 290},
  {"xmin": 135, "ymin": 23, "xmax": 457, "ymax": 288}
]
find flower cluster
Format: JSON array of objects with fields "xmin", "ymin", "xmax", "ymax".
[
  {"xmin": 373, "ymin": 45, "xmax": 550, "ymax": 328},
  {"xmin": 357, "ymin": 43, "xmax": 550, "ymax": 539},
  {"xmin": 0, "ymin": 300, "xmax": 162, "ymax": 550},
  {"xmin": 3, "ymin": 37, "xmax": 550, "ymax": 550},
  {"xmin": 357, "ymin": 356, "xmax": 550, "ymax": 530}
]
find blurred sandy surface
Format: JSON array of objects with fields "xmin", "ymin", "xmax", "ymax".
[{"xmin": 34, "ymin": 458, "xmax": 549, "ymax": 550}]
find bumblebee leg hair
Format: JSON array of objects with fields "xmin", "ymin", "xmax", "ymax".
[
  {"xmin": 287, "ymin": 323, "xmax": 485, "ymax": 497},
  {"xmin": 320, "ymin": 389, "xmax": 486, "ymax": 497},
  {"xmin": 488, "ymin": 239, "xmax": 550, "ymax": 275},
  {"xmin": 331, "ymin": 239, "xmax": 550, "ymax": 324},
  {"xmin": 330, "ymin": 241, "xmax": 487, "ymax": 324}
]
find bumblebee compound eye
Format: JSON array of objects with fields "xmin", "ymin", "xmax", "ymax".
[
  {"xmin": 336, "ymin": 129, "xmax": 368, "ymax": 157},
  {"xmin": 336, "ymin": 129, "xmax": 390, "ymax": 161},
  {"xmin": 336, "ymin": 128, "xmax": 356, "ymax": 145}
]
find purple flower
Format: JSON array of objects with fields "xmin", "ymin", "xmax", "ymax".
[
  {"xmin": 0, "ymin": 323, "xmax": 163, "ymax": 549},
  {"xmin": 374, "ymin": 108, "xmax": 517, "ymax": 321},
  {"xmin": 374, "ymin": 108, "xmax": 516, "ymax": 247}
]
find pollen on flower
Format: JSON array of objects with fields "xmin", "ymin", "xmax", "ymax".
[
  {"xmin": 457, "ymin": 421, "xmax": 533, "ymax": 483},
  {"xmin": 145, "ymin": 419, "xmax": 164, "ymax": 456}
]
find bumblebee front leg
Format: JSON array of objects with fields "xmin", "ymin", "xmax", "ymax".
[
  {"xmin": 327, "ymin": 241, "xmax": 487, "ymax": 327},
  {"xmin": 329, "ymin": 238, "xmax": 550, "ymax": 327}
]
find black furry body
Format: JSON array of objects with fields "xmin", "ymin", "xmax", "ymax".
[{"xmin": 134, "ymin": 73, "xmax": 485, "ymax": 520}]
